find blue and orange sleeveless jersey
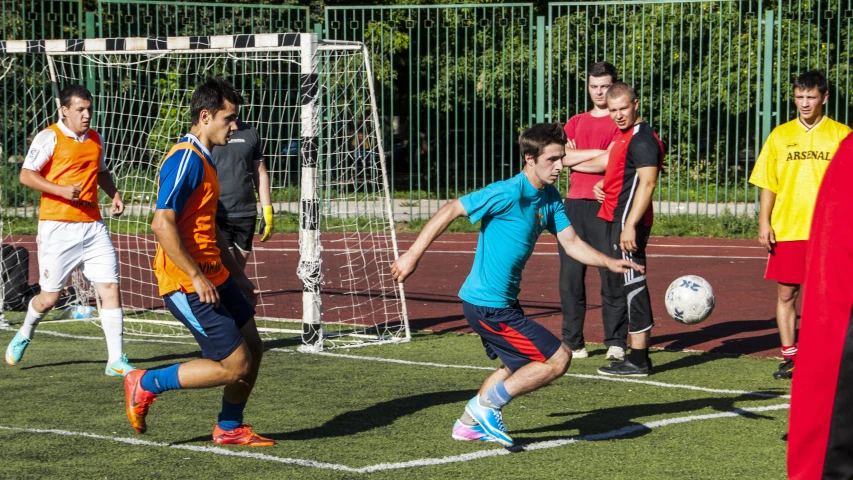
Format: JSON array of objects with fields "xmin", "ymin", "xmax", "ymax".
[{"xmin": 153, "ymin": 134, "xmax": 229, "ymax": 296}]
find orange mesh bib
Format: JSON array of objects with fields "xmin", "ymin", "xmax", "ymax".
[
  {"xmin": 38, "ymin": 124, "xmax": 103, "ymax": 222},
  {"xmin": 153, "ymin": 142, "xmax": 229, "ymax": 295}
]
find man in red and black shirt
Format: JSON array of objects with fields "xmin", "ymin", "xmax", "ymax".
[
  {"xmin": 593, "ymin": 82, "xmax": 663, "ymax": 377},
  {"xmin": 558, "ymin": 62, "xmax": 627, "ymax": 362}
]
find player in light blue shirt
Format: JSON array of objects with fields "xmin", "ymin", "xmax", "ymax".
[{"xmin": 392, "ymin": 123, "xmax": 642, "ymax": 447}]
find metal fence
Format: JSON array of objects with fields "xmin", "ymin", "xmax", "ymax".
[{"xmin": 3, "ymin": 0, "xmax": 853, "ymax": 218}]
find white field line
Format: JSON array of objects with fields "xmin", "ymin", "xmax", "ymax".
[
  {"xmin": 242, "ymin": 238, "xmax": 764, "ymax": 250},
  {"xmin": 0, "ymin": 326, "xmax": 787, "ymax": 400},
  {"xmin": 0, "ymin": 425, "xmax": 358, "ymax": 472},
  {"xmin": 249, "ymin": 247, "xmax": 765, "ymax": 260},
  {"xmin": 0, "ymin": 404, "xmax": 789, "ymax": 473},
  {"xmin": 287, "ymin": 350, "xmax": 790, "ymax": 400}
]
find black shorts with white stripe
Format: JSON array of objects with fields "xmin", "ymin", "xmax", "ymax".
[{"xmin": 603, "ymin": 222, "xmax": 653, "ymax": 334}]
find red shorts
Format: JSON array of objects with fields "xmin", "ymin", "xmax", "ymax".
[{"xmin": 764, "ymin": 240, "xmax": 808, "ymax": 284}]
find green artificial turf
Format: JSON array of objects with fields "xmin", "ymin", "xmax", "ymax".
[{"xmin": 0, "ymin": 317, "xmax": 788, "ymax": 479}]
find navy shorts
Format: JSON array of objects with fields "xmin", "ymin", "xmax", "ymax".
[
  {"xmin": 163, "ymin": 276, "xmax": 255, "ymax": 361},
  {"xmin": 463, "ymin": 300, "xmax": 562, "ymax": 372}
]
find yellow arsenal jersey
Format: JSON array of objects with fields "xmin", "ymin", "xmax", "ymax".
[{"xmin": 749, "ymin": 116, "xmax": 851, "ymax": 241}]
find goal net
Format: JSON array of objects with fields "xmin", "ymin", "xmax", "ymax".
[{"xmin": 0, "ymin": 34, "xmax": 409, "ymax": 350}]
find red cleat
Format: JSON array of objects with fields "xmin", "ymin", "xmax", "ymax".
[
  {"xmin": 124, "ymin": 369, "xmax": 157, "ymax": 434},
  {"xmin": 212, "ymin": 424, "xmax": 275, "ymax": 447}
]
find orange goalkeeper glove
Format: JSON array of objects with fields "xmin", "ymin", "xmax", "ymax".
[{"xmin": 258, "ymin": 205, "xmax": 274, "ymax": 242}]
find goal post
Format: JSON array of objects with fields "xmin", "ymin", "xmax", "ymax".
[{"xmin": 0, "ymin": 33, "xmax": 410, "ymax": 350}]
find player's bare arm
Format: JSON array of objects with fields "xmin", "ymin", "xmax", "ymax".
[
  {"xmin": 391, "ymin": 199, "xmax": 468, "ymax": 283},
  {"xmin": 568, "ymin": 144, "xmax": 613, "ymax": 174},
  {"xmin": 620, "ymin": 166, "xmax": 659, "ymax": 253},
  {"xmin": 215, "ymin": 224, "xmax": 259, "ymax": 303},
  {"xmin": 19, "ymin": 168, "xmax": 81, "ymax": 200},
  {"xmin": 562, "ymin": 146, "xmax": 607, "ymax": 168},
  {"xmin": 757, "ymin": 188, "xmax": 777, "ymax": 252},
  {"xmin": 557, "ymin": 225, "xmax": 643, "ymax": 274},
  {"xmin": 151, "ymin": 208, "xmax": 220, "ymax": 306},
  {"xmin": 254, "ymin": 159, "xmax": 274, "ymax": 242},
  {"xmin": 96, "ymin": 170, "xmax": 124, "ymax": 216},
  {"xmin": 253, "ymin": 159, "xmax": 272, "ymax": 210}
]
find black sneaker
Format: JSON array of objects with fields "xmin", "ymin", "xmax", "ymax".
[
  {"xmin": 597, "ymin": 359, "xmax": 651, "ymax": 377},
  {"xmin": 773, "ymin": 358, "xmax": 794, "ymax": 380}
]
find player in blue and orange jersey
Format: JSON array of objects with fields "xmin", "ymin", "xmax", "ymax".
[
  {"xmin": 593, "ymin": 82, "xmax": 663, "ymax": 377},
  {"xmin": 749, "ymin": 71, "xmax": 851, "ymax": 380},
  {"xmin": 123, "ymin": 78, "xmax": 273, "ymax": 447},
  {"xmin": 391, "ymin": 123, "xmax": 642, "ymax": 446},
  {"xmin": 6, "ymin": 84, "xmax": 135, "ymax": 377}
]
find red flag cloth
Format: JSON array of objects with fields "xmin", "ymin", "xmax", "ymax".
[{"xmin": 788, "ymin": 132, "xmax": 853, "ymax": 479}]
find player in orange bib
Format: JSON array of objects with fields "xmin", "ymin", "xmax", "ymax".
[
  {"xmin": 122, "ymin": 78, "xmax": 273, "ymax": 447},
  {"xmin": 749, "ymin": 71, "xmax": 852, "ymax": 380},
  {"xmin": 4, "ymin": 84, "xmax": 136, "ymax": 377}
]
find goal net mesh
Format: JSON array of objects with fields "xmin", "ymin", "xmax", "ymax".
[{"xmin": 1, "ymin": 38, "xmax": 409, "ymax": 349}]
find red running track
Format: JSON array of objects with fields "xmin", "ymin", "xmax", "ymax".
[{"xmin": 7, "ymin": 233, "xmax": 782, "ymax": 357}]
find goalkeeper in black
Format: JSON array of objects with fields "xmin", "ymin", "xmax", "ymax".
[{"xmin": 211, "ymin": 119, "xmax": 273, "ymax": 271}]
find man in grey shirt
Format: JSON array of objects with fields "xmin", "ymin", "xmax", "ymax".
[{"xmin": 211, "ymin": 120, "xmax": 273, "ymax": 270}]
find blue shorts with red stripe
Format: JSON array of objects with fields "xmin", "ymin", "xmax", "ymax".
[
  {"xmin": 463, "ymin": 300, "xmax": 562, "ymax": 372},
  {"xmin": 163, "ymin": 276, "xmax": 255, "ymax": 361}
]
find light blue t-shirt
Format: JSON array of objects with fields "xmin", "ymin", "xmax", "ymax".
[{"xmin": 458, "ymin": 173, "xmax": 571, "ymax": 308}]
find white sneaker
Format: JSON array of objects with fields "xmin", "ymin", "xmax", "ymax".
[
  {"xmin": 571, "ymin": 347, "xmax": 589, "ymax": 359},
  {"xmin": 606, "ymin": 346, "xmax": 625, "ymax": 361}
]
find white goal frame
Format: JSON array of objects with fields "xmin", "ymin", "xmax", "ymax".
[{"xmin": 0, "ymin": 33, "xmax": 410, "ymax": 350}]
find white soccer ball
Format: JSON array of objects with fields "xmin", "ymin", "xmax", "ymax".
[{"xmin": 664, "ymin": 275, "xmax": 715, "ymax": 325}]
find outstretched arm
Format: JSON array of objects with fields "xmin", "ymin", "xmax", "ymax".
[
  {"xmin": 391, "ymin": 200, "xmax": 468, "ymax": 283},
  {"xmin": 556, "ymin": 225, "xmax": 643, "ymax": 274}
]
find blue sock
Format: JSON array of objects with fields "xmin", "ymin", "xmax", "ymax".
[
  {"xmin": 140, "ymin": 364, "xmax": 181, "ymax": 395},
  {"xmin": 483, "ymin": 381, "xmax": 513, "ymax": 409},
  {"xmin": 217, "ymin": 399, "xmax": 246, "ymax": 431}
]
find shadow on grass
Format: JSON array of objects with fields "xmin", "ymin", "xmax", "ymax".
[
  {"xmin": 653, "ymin": 318, "xmax": 782, "ymax": 356},
  {"xmin": 514, "ymin": 393, "xmax": 785, "ymax": 445},
  {"xmin": 647, "ymin": 349, "xmax": 735, "ymax": 375},
  {"xmin": 172, "ymin": 389, "xmax": 478, "ymax": 445},
  {"xmin": 18, "ymin": 350, "xmax": 204, "ymax": 370}
]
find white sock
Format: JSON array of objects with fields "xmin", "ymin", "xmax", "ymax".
[
  {"xmin": 100, "ymin": 308, "xmax": 124, "ymax": 363},
  {"xmin": 20, "ymin": 298, "xmax": 47, "ymax": 340}
]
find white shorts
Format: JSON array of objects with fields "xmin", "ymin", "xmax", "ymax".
[{"xmin": 36, "ymin": 220, "xmax": 119, "ymax": 292}]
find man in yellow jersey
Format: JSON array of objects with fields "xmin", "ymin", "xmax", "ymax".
[
  {"xmin": 749, "ymin": 70, "xmax": 851, "ymax": 380},
  {"xmin": 123, "ymin": 78, "xmax": 273, "ymax": 447},
  {"xmin": 5, "ymin": 84, "xmax": 136, "ymax": 377}
]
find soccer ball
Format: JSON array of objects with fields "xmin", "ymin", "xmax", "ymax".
[{"xmin": 664, "ymin": 275, "xmax": 715, "ymax": 325}]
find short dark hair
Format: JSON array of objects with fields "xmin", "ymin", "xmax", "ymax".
[
  {"xmin": 190, "ymin": 78, "xmax": 244, "ymax": 125},
  {"xmin": 793, "ymin": 70, "xmax": 828, "ymax": 95},
  {"xmin": 519, "ymin": 123, "xmax": 567, "ymax": 161},
  {"xmin": 588, "ymin": 61, "xmax": 617, "ymax": 83},
  {"xmin": 59, "ymin": 84, "xmax": 93, "ymax": 108},
  {"xmin": 605, "ymin": 82, "xmax": 637, "ymax": 103}
]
